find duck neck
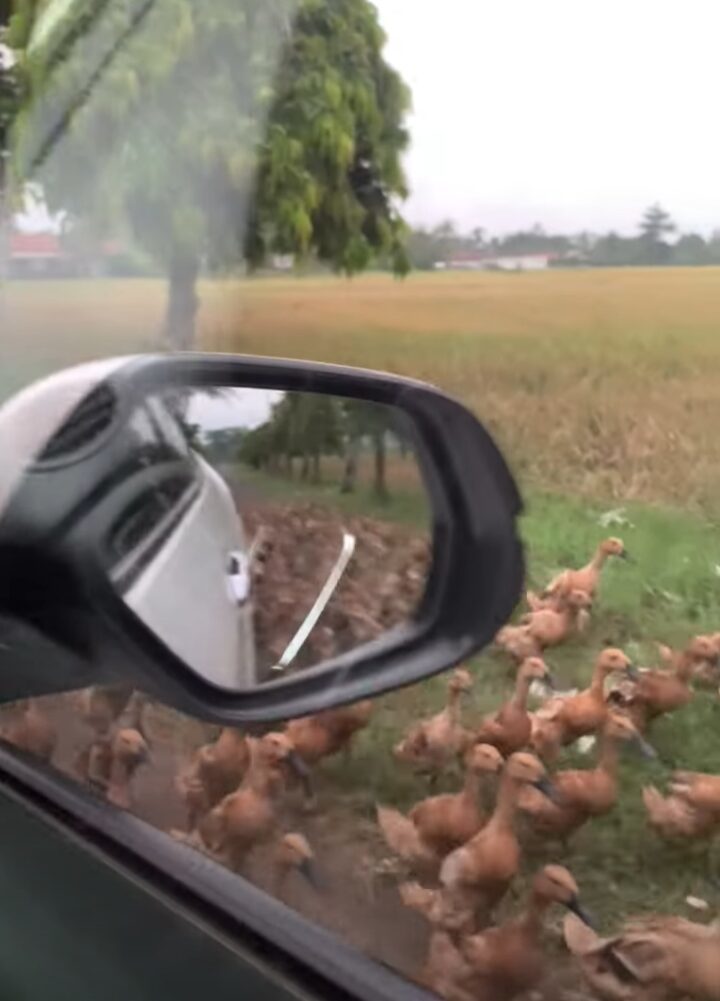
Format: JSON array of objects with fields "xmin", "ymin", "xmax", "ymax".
[
  {"xmin": 589, "ymin": 546, "xmax": 608, "ymax": 572},
  {"xmin": 244, "ymin": 740, "xmax": 273, "ymax": 793},
  {"xmin": 675, "ymin": 653, "xmax": 695, "ymax": 682},
  {"xmin": 446, "ymin": 687, "xmax": 463, "ymax": 722},
  {"xmin": 486, "ymin": 771, "xmax": 519, "ymax": 832},
  {"xmin": 510, "ymin": 671, "xmax": 532, "ymax": 710},
  {"xmin": 518, "ymin": 889, "xmax": 549, "ymax": 935},
  {"xmin": 108, "ymin": 755, "xmax": 131, "ymax": 791},
  {"xmin": 462, "ymin": 769, "xmax": 483, "ymax": 803},
  {"xmin": 589, "ymin": 665, "xmax": 608, "ymax": 698}
]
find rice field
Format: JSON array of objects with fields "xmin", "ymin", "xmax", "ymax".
[{"xmin": 6, "ymin": 267, "xmax": 720, "ymax": 509}]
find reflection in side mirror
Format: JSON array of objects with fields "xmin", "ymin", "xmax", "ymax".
[
  {"xmin": 0, "ymin": 355, "xmax": 523, "ymax": 721},
  {"xmin": 49, "ymin": 385, "xmax": 432, "ymax": 692}
]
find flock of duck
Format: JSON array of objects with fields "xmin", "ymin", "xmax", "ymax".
[
  {"xmin": 378, "ymin": 536, "xmax": 720, "ymax": 1000},
  {"xmin": 1, "ymin": 536, "xmax": 719, "ymax": 1000}
]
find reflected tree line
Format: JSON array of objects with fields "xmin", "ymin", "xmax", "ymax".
[{"xmin": 239, "ymin": 395, "xmax": 403, "ymax": 500}]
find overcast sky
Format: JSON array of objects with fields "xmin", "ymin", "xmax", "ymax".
[
  {"xmin": 14, "ymin": 2, "xmax": 720, "ymax": 238},
  {"xmin": 375, "ymin": 0, "xmax": 720, "ymax": 235},
  {"xmin": 187, "ymin": 389, "xmax": 282, "ymax": 434}
]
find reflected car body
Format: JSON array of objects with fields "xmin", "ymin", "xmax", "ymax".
[
  {"xmin": 122, "ymin": 453, "xmax": 257, "ymax": 690},
  {"xmin": 0, "ymin": 360, "xmax": 257, "ymax": 690}
]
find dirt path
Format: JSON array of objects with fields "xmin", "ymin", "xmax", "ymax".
[
  {"xmin": 30, "ymin": 694, "xmax": 600, "ymax": 1000},
  {"xmin": 38, "ymin": 694, "xmax": 428, "ymax": 980}
]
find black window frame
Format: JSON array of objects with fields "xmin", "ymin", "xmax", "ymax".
[{"xmin": 0, "ymin": 739, "xmax": 435, "ymax": 1001}]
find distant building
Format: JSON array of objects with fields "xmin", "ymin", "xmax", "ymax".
[
  {"xmin": 8, "ymin": 230, "xmax": 69, "ymax": 277},
  {"xmin": 435, "ymin": 250, "xmax": 558, "ymax": 272},
  {"xmin": 7, "ymin": 229, "xmax": 144, "ymax": 278}
]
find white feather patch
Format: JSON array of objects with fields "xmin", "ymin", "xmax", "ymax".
[{"xmin": 575, "ymin": 736, "xmax": 597, "ymax": 755}]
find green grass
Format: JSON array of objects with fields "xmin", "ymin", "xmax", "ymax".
[
  {"xmin": 313, "ymin": 486, "xmax": 720, "ymax": 929},
  {"xmin": 238, "ymin": 465, "xmax": 431, "ymax": 528},
  {"xmin": 240, "ymin": 464, "xmax": 720, "ymax": 651},
  {"xmin": 237, "ymin": 459, "xmax": 720, "ymax": 927}
]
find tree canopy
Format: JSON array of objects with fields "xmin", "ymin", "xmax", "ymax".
[
  {"xmin": 639, "ymin": 203, "xmax": 676, "ymax": 244},
  {"xmin": 8, "ymin": 0, "xmax": 411, "ymax": 346},
  {"xmin": 240, "ymin": 392, "xmax": 396, "ymax": 498},
  {"xmin": 405, "ymin": 205, "xmax": 720, "ymax": 271},
  {"xmin": 1, "ymin": 5, "xmax": 20, "ymax": 193}
]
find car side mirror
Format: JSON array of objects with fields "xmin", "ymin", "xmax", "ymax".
[{"xmin": 0, "ymin": 354, "xmax": 524, "ymax": 723}]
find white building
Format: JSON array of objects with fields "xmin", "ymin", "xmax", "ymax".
[
  {"xmin": 437, "ymin": 250, "xmax": 556, "ymax": 271},
  {"xmin": 484, "ymin": 253, "xmax": 553, "ymax": 271}
]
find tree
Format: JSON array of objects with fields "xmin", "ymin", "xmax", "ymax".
[
  {"xmin": 470, "ymin": 226, "xmax": 485, "ymax": 249},
  {"xmin": 589, "ymin": 231, "xmax": 642, "ymax": 267},
  {"xmin": 673, "ymin": 233, "xmax": 709, "ymax": 267},
  {"xmin": 9, "ymin": 0, "xmax": 411, "ymax": 348},
  {"xmin": 638, "ymin": 203, "xmax": 675, "ymax": 265},
  {"xmin": 707, "ymin": 230, "xmax": 720, "ymax": 264},
  {"xmin": 291, "ymin": 393, "xmax": 342, "ymax": 483},
  {"xmin": 405, "ymin": 226, "xmax": 440, "ymax": 270},
  {"xmin": 405, "ymin": 219, "xmax": 478, "ymax": 269},
  {"xmin": 340, "ymin": 399, "xmax": 392, "ymax": 499},
  {"xmin": 639, "ymin": 203, "xmax": 676, "ymax": 243},
  {"xmin": 239, "ymin": 392, "xmax": 342, "ymax": 483}
]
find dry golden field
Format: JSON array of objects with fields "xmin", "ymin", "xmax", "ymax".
[{"xmin": 6, "ymin": 267, "xmax": 720, "ymax": 510}]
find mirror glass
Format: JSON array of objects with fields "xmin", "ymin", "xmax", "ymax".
[{"xmin": 109, "ymin": 387, "xmax": 432, "ymax": 691}]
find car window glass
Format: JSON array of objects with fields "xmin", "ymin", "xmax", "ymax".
[{"xmin": 3, "ymin": 2, "xmax": 720, "ymax": 1000}]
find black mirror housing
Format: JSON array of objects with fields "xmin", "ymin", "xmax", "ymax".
[{"xmin": 0, "ymin": 354, "xmax": 524, "ymax": 723}]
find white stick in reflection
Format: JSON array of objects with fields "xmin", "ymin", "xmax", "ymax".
[{"xmin": 271, "ymin": 531, "xmax": 356, "ymax": 674}]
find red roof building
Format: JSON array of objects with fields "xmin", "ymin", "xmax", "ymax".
[{"xmin": 10, "ymin": 231, "xmax": 64, "ymax": 259}]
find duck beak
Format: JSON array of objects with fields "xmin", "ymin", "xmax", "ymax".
[
  {"xmin": 632, "ymin": 734, "xmax": 657, "ymax": 760},
  {"xmin": 544, "ymin": 672, "xmax": 557, "ymax": 692},
  {"xmin": 566, "ymin": 895, "xmax": 596, "ymax": 929},
  {"xmin": 298, "ymin": 857, "xmax": 322, "ymax": 891},
  {"xmin": 532, "ymin": 776, "xmax": 561, "ymax": 804},
  {"xmin": 604, "ymin": 946, "xmax": 643, "ymax": 984},
  {"xmin": 619, "ymin": 550, "xmax": 633, "ymax": 563},
  {"xmin": 287, "ymin": 750, "xmax": 314, "ymax": 799},
  {"xmin": 287, "ymin": 750, "xmax": 310, "ymax": 780},
  {"xmin": 625, "ymin": 664, "xmax": 640, "ymax": 682}
]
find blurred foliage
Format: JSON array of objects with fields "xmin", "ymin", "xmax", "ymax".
[
  {"xmin": 1, "ymin": 7, "xmax": 21, "ymax": 193},
  {"xmin": 407, "ymin": 205, "xmax": 720, "ymax": 270},
  {"xmin": 7, "ymin": 0, "xmax": 411, "ymax": 343},
  {"xmin": 241, "ymin": 393, "xmax": 396, "ymax": 499}
]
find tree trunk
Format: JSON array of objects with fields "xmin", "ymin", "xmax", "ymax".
[
  {"xmin": 163, "ymin": 252, "xmax": 200, "ymax": 351},
  {"xmin": 300, "ymin": 453, "xmax": 310, "ymax": 481},
  {"xmin": 0, "ymin": 125, "xmax": 11, "ymax": 316},
  {"xmin": 341, "ymin": 436, "xmax": 360, "ymax": 493},
  {"xmin": 311, "ymin": 452, "xmax": 321, "ymax": 484},
  {"xmin": 373, "ymin": 432, "xmax": 388, "ymax": 500}
]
